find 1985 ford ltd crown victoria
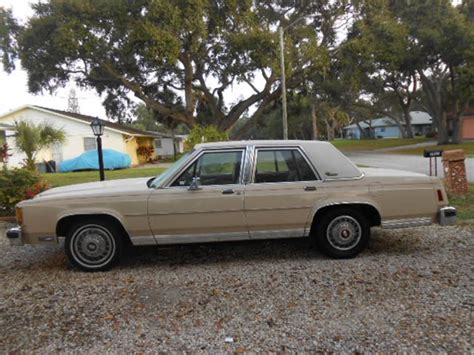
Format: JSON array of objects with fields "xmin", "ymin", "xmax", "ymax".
[{"xmin": 7, "ymin": 140, "xmax": 456, "ymax": 271}]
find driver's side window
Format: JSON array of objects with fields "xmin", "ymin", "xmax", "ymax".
[{"xmin": 171, "ymin": 150, "xmax": 243, "ymax": 187}]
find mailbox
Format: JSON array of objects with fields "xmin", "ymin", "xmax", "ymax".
[
  {"xmin": 424, "ymin": 149, "xmax": 443, "ymax": 176},
  {"xmin": 423, "ymin": 149, "xmax": 443, "ymax": 158}
]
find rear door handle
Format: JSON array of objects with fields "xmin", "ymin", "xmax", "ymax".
[
  {"xmin": 304, "ymin": 186, "xmax": 317, "ymax": 191},
  {"xmin": 222, "ymin": 189, "xmax": 235, "ymax": 195}
]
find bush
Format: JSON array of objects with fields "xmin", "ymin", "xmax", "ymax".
[
  {"xmin": 136, "ymin": 145, "xmax": 155, "ymax": 162},
  {"xmin": 184, "ymin": 125, "xmax": 229, "ymax": 151},
  {"xmin": 0, "ymin": 168, "xmax": 50, "ymax": 216},
  {"xmin": 0, "ymin": 143, "xmax": 12, "ymax": 167}
]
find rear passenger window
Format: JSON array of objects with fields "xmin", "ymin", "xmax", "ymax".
[{"xmin": 254, "ymin": 149, "xmax": 317, "ymax": 183}]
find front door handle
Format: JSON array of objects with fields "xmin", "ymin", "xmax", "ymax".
[
  {"xmin": 222, "ymin": 189, "xmax": 235, "ymax": 195},
  {"xmin": 304, "ymin": 186, "xmax": 317, "ymax": 191}
]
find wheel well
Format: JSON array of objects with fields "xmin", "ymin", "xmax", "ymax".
[
  {"xmin": 56, "ymin": 214, "xmax": 132, "ymax": 245},
  {"xmin": 310, "ymin": 204, "xmax": 381, "ymax": 233}
]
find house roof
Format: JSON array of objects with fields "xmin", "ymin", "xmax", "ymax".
[
  {"xmin": 0, "ymin": 104, "xmax": 164, "ymax": 137},
  {"xmin": 344, "ymin": 111, "xmax": 432, "ymax": 130},
  {"xmin": 32, "ymin": 106, "xmax": 157, "ymax": 137}
]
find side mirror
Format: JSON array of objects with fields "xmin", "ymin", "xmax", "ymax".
[{"xmin": 188, "ymin": 177, "xmax": 202, "ymax": 191}]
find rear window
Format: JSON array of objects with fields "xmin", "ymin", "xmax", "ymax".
[{"xmin": 254, "ymin": 149, "xmax": 317, "ymax": 183}]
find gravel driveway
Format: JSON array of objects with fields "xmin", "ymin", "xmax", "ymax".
[{"xmin": 1, "ymin": 224, "xmax": 473, "ymax": 353}]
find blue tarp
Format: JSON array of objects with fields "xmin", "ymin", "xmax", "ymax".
[{"xmin": 59, "ymin": 149, "xmax": 132, "ymax": 172}]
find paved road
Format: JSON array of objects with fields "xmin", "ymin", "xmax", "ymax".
[{"xmin": 346, "ymin": 152, "xmax": 474, "ymax": 183}]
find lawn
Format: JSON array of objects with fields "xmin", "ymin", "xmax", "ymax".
[
  {"xmin": 449, "ymin": 184, "xmax": 474, "ymax": 221},
  {"xmin": 393, "ymin": 142, "xmax": 474, "ymax": 157},
  {"xmin": 332, "ymin": 137, "xmax": 430, "ymax": 152},
  {"xmin": 41, "ymin": 167, "xmax": 166, "ymax": 187}
]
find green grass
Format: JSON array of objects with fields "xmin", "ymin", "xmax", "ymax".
[
  {"xmin": 332, "ymin": 138, "xmax": 430, "ymax": 152},
  {"xmin": 449, "ymin": 184, "xmax": 474, "ymax": 221},
  {"xmin": 42, "ymin": 167, "xmax": 166, "ymax": 187},
  {"xmin": 394, "ymin": 142, "xmax": 474, "ymax": 157}
]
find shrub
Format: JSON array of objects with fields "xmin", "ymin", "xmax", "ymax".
[
  {"xmin": 0, "ymin": 143, "xmax": 11, "ymax": 167},
  {"xmin": 184, "ymin": 125, "xmax": 229, "ymax": 151},
  {"xmin": 14, "ymin": 121, "xmax": 65, "ymax": 170},
  {"xmin": 0, "ymin": 168, "xmax": 50, "ymax": 216},
  {"xmin": 136, "ymin": 145, "xmax": 155, "ymax": 162}
]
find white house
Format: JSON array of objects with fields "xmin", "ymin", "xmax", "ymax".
[
  {"xmin": 0, "ymin": 105, "xmax": 168, "ymax": 169},
  {"xmin": 343, "ymin": 111, "xmax": 433, "ymax": 139}
]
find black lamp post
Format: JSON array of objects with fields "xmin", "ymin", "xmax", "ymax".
[{"xmin": 90, "ymin": 117, "xmax": 105, "ymax": 181}]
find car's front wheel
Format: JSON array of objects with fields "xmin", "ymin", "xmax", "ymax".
[
  {"xmin": 314, "ymin": 208, "xmax": 370, "ymax": 258},
  {"xmin": 65, "ymin": 219, "xmax": 123, "ymax": 272}
]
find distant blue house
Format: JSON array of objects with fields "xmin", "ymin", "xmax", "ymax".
[{"xmin": 343, "ymin": 111, "xmax": 433, "ymax": 139}]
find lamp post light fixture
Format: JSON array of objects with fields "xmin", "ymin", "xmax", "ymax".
[{"xmin": 90, "ymin": 117, "xmax": 105, "ymax": 181}]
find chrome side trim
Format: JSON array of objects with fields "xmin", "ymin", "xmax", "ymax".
[
  {"xmin": 311, "ymin": 202, "xmax": 382, "ymax": 221},
  {"xmin": 243, "ymin": 145, "xmax": 255, "ymax": 184},
  {"xmin": 382, "ymin": 217, "xmax": 432, "ymax": 229},
  {"xmin": 250, "ymin": 228, "xmax": 307, "ymax": 240},
  {"xmin": 131, "ymin": 236, "xmax": 157, "ymax": 246},
  {"xmin": 154, "ymin": 231, "xmax": 250, "ymax": 245},
  {"xmin": 439, "ymin": 206, "xmax": 456, "ymax": 226},
  {"xmin": 147, "ymin": 207, "xmax": 244, "ymax": 217},
  {"xmin": 133, "ymin": 229, "xmax": 309, "ymax": 246},
  {"xmin": 323, "ymin": 173, "xmax": 365, "ymax": 182},
  {"xmin": 245, "ymin": 205, "xmax": 312, "ymax": 212}
]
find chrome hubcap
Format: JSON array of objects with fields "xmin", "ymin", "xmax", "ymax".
[
  {"xmin": 71, "ymin": 225, "xmax": 115, "ymax": 267},
  {"xmin": 326, "ymin": 215, "xmax": 362, "ymax": 251}
]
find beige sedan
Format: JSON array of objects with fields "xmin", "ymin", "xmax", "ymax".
[{"xmin": 7, "ymin": 140, "xmax": 456, "ymax": 271}]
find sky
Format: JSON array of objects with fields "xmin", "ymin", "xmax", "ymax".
[
  {"xmin": 0, "ymin": 0, "xmax": 112, "ymax": 119},
  {"xmin": 0, "ymin": 0, "xmax": 257, "ymax": 121}
]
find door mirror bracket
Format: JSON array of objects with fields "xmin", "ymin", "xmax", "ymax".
[{"xmin": 188, "ymin": 177, "xmax": 202, "ymax": 191}]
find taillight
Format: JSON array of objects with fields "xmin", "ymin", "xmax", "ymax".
[{"xmin": 437, "ymin": 189, "xmax": 444, "ymax": 202}]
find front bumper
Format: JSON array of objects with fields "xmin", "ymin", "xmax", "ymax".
[
  {"xmin": 6, "ymin": 226, "xmax": 24, "ymax": 246},
  {"xmin": 439, "ymin": 206, "xmax": 457, "ymax": 226}
]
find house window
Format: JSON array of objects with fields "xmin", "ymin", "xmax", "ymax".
[
  {"xmin": 155, "ymin": 138, "xmax": 162, "ymax": 148},
  {"xmin": 83, "ymin": 137, "xmax": 97, "ymax": 151},
  {"xmin": 380, "ymin": 127, "xmax": 385, "ymax": 133}
]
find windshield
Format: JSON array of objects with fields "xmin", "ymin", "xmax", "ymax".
[{"xmin": 149, "ymin": 151, "xmax": 194, "ymax": 188}]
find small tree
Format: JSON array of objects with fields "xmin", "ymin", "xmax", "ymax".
[
  {"xmin": 184, "ymin": 125, "xmax": 229, "ymax": 152},
  {"xmin": 14, "ymin": 121, "xmax": 65, "ymax": 170}
]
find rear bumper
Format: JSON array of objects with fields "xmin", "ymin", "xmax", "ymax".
[
  {"xmin": 6, "ymin": 226, "xmax": 23, "ymax": 246},
  {"xmin": 439, "ymin": 206, "xmax": 457, "ymax": 226}
]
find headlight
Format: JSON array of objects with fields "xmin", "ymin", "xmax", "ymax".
[{"xmin": 15, "ymin": 207, "xmax": 23, "ymax": 225}]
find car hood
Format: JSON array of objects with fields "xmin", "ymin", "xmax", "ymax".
[{"xmin": 31, "ymin": 177, "xmax": 153, "ymax": 201}]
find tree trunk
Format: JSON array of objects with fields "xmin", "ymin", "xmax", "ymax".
[
  {"xmin": 171, "ymin": 128, "xmax": 177, "ymax": 161},
  {"xmin": 311, "ymin": 103, "xmax": 318, "ymax": 140},
  {"xmin": 355, "ymin": 121, "xmax": 366, "ymax": 139},
  {"xmin": 451, "ymin": 114, "xmax": 463, "ymax": 144},
  {"xmin": 403, "ymin": 109, "xmax": 414, "ymax": 138},
  {"xmin": 418, "ymin": 70, "xmax": 450, "ymax": 144},
  {"xmin": 392, "ymin": 115, "xmax": 407, "ymax": 138}
]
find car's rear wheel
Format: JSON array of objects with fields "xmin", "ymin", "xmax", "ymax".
[
  {"xmin": 65, "ymin": 219, "xmax": 123, "ymax": 272},
  {"xmin": 314, "ymin": 208, "xmax": 370, "ymax": 258}
]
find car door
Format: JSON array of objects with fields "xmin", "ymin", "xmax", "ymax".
[
  {"xmin": 147, "ymin": 148, "xmax": 249, "ymax": 243},
  {"xmin": 244, "ymin": 147, "xmax": 322, "ymax": 239}
]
